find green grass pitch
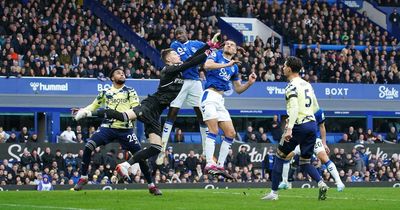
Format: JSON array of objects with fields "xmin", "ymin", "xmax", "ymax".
[{"xmin": 0, "ymin": 188, "xmax": 398, "ymax": 210}]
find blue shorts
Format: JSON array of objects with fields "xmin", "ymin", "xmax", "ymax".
[
  {"xmin": 278, "ymin": 121, "xmax": 317, "ymax": 159},
  {"xmin": 89, "ymin": 127, "xmax": 141, "ymax": 154}
]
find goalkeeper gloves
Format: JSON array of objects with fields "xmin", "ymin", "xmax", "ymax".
[
  {"xmin": 74, "ymin": 109, "xmax": 92, "ymax": 121},
  {"xmin": 207, "ymin": 33, "xmax": 222, "ymax": 49}
]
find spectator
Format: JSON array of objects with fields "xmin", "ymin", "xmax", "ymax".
[
  {"xmin": 20, "ymin": 149, "xmax": 33, "ymax": 168},
  {"xmin": 347, "ymin": 126, "xmax": 358, "ymax": 142},
  {"xmin": 339, "ymin": 133, "xmax": 350, "ymax": 143},
  {"xmin": 389, "ymin": 9, "xmax": 400, "ymax": 27},
  {"xmin": 31, "ymin": 149, "xmax": 41, "ymax": 168},
  {"xmin": 176, "ymin": 158, "xmax": 188, "ymax": 174},
  {"xmin": 64, "ymin": 152, "xmax": 77, "ymax": 170},
  {"xmin": 267, "ymin": 33, "xmax": 280, "ymax": 51},
  {"xmin": 262, "ymin": 147, "xmax": 274, "ymax": 179},
  {"xmin": 29, "ymin": 133, "xmax": 39, "ymax": 143},
  {"xmin": 59, "ymin": 126, "xmax": 76, "ymax": 143},
  {"xmin": 270, "ymin": 120, "xmax": 282, "ymax": 143},
  {"xmin": 17, "ymin": 127, "xmax": 30, "ymax": 143},
  {"xmin": 0, "ymin": 126, "xmax": 10, "ymax": 141},
  {"xmin": 356, "ymin": 134, "xmax": 366, "ymax": 144},
  {"xmin": 375, "ymin": 134, "xmax": 385, "ymax": 143},
  {"xmin": 76, "ymin": 134, "xmax": 84, "ymax": 144},
  {"xmin": 357, "ymin": 128, "xmax": 365, "ymax": 139},
  {"xmin": 42, "ymin": 147, "xmax": 54, "ymax": 169},
  {"xmin": 236, "ymin": 146, "xmax": 251, "ymax": 167},
  {"xmin": 331, "ymin": 148, "xmax": 346, "ymax": 172},
  {"xmin": 254, "ymin": 127, "xmax": 266, "ymax": 140},
  {"xmin": 75, "ymin": 125, "xmax": 86, "ymax": 140},
  {"xmin": 185, "ymin": 150, "xmax": 198, "ymax": 172},
  {"xmin": 365, "ymin": 129, "xmax": 377, "ymax": 144},
  {"xmin": 248, "ymin": 133, "xmax": 259, "ymax": 143},
  {"xmin": 344, "ymin": 153, "xmax": 356, "ymax": 172},
  {"xmin": 75, "ymin": 149, "xmax": 84, "ymax": 170},
  {"xmin": 103, "ymin": 149, "xmax": 117, "ymax": 170},
  {"xmin": 54, "ymin": 149, "xmax": 65, "ymax": 172},
  {"xmin": 37, "ymin": 174, "xmax": 53, "ymax": 191},
  {"xmin": 243, "ymin": 126, "xmax": 255, "ymax": 142},
  {"xmin": 0, "ymin": 133, "xmax": 5, "ymax": 143},
  {"xmin": 259, "ymin": 133, "xmax": 271, "ymax": 143},
  {"xmin": 386, "ymin": 127, "xmax": 398, "ymax": 143},
  {"xmin": 174, "ymin": 128, "xmax": 185, "ymax": 143},
  {"xmin": 351, "ymin": 171, "xmax": 363, "ymax": 182}
]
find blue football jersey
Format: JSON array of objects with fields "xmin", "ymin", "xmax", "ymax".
[
  {"xmin": 314, "ymin": 108, "xmax": 325, "ymax": 125},
  {"xmin": 204, "ymin": 50, "xmax": 239, "ymax": 92},
  {"xmin": 170, "ymin": 40, "xmax": 205, "ymax": 80}
]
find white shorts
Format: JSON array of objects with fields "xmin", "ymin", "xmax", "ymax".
[
  {"xmin": 200, "ymin": 89, "xmax": 231, "ymax": 122},
  {"xmin": 170, "ymin": 79, "xmax": 203, "ymax": 108},
  {"xmin": 293, "ymin": 138, "xmax": 325, "ymax": 156}
]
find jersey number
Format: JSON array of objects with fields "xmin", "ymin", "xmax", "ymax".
[
  {"xmin": 127, "ymin": 134, "xmax": 139, "ymax": 144},
  {"xmin": 314, "ymin": 141, "xmax": 323, "ymax": 149},
  {"xmin": 304, "ymin": 89, "xmax": 312, "ymax": 107}
]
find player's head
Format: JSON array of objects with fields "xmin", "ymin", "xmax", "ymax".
[
  {"xmin": 109, "ymin": 67, "xmax": 126, "ymax": 85},
  {"xmin": 175, "ymin": 27, "xmax": 188, "ymax": 43},
  {"xmin": 223, "ymin": 40, "xmax": 237, "ymax": 56},
  {"xmin": 283, "ymin": 56, "xmax": 303, "ymax": 77},
  {"xmin": 161, "ymin": 48, "xmax": 181, "ymax": 65}
]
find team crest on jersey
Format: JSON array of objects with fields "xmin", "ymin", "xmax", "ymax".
[
  {"xmin": 177, "ymin": 47, "xmax": 185, "ymax": 55},
  {"xmin": 210, "ymin": 51, "xmax": 217, "ymax": 58},
  {"xmin": 191, "ymin": 47, "xmax": 197, "ymax": 52}
]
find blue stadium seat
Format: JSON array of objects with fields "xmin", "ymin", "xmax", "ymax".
[
  {"xmin": 183, "ymin": 134, "xmax": 192, "ymax": 143},
  {"xmin": 191, "ymin": 134, "xmax": 202, "ymax": 144}
]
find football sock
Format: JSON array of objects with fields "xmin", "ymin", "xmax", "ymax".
[
  {"xmin": 325, "ymin": 160, "xmax": 342, "ymax": 184},
  {"xmin": 271, "ymin": 156, "xmax": 286, "ymax": 191},
  {"xmin": 205, "ymin": 133, "xmax": 217, "ymax": 164},
  {"xmin": 282, "ymin": 161, "xmax": 290, "ymax": 183},
  {"xmin": 127, "ymin": 144, "xmax": 162, "ymax": 165},
  {"xmin": 199, "ymin": 124, "xmax": 208, "ymax": 156},
  {"xmin": 217, "ymin": 137, "xmax": 233, "ymax": 168}
]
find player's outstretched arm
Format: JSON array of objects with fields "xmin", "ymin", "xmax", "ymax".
[
  {"xmin": 73, "ymin": 91, "xmax": 105, "ymax": 121},
  {"xmin": 232, "ymin": 72, "xmax": 257, "ymax": 94},
  {"xmin": 92, "ymin": 109, "xmax": 130, "ymax": 123},
  {"xmin": 166, "ymin": 33, "xmax": 222, "ymax": 74}
]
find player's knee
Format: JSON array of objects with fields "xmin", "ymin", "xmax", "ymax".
[
  {"xmin": 225, "ymin": 130, "xmax": 236, "ymax": 139},
  {"xmin": 85, "ymin": 140, "xmax": 97, "ymax": 152},
  {"xmin": 206, "ymin": 125, "xmax": 218, "ymax": 134},
  {"xmin": 318, "ymin": 152, "xmax": 329, "ymax": 164}
]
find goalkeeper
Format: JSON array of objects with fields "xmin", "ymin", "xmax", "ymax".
[
  {"xmin": 73, "ymin": 68, "xmax": 161, "ymax": 195},
  {"xmin": 82, "ymin": 33, "xmax": 222, "ymax": 179}
]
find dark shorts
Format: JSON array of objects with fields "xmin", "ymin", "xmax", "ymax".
[
  {"xmin": 133, "ymin": 95, "xmax": 168, "ymax": 137},
  {"xmin": 278, "ymin": 121, "xmax": 317, "ymax": 159},
  {"xmin": 90, "ymin": 127, "xmax": 141, "ymax": 154}
]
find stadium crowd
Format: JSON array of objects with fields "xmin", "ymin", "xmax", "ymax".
[
  {"xmin": 0, "ymin": 0, "xmax": 159, "ymax": 79},
  {"xmin": 1, "ymin": 121, "xmax": 399, "ymax": 186},
  {"xmin": 0, "ymin": 141, "xmax": 399, "ymax": 186},
  {"xmin": 373, "ymin": 0, "xmax": 400, "ymax": 6},
  {"xmin": 0, "ymin": 0, "xmax": 399, "ymax": 84}
]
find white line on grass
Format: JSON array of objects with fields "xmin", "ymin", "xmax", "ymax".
[
  {"xmin": 211, "ymin": 191, "xmax": 400, "ymax": 202},
  {"xmin": 280, "ymin": 195, "xmax": 400, "ymax": 202},
  {"xmin": 0, "ymin": 203, "xmax": 104, "ymax": 210}
]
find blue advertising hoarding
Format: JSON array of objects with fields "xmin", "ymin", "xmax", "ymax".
[{"xmin": 0, "ymin": 77, "xmax": 399, "ymax": 101}]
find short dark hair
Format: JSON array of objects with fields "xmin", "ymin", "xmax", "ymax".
[
  {"xmin": 109, "ymin": 67, "xmax": 123, "ymax": 80},
  {"xmin": 161, "ymin": 48, "xmax": 174, "ymax": 63},
  {"xmin": 286, "ymin": 56, "xmax": 303, "ymax": 73},
  {"xmin": 175, "ymin": 27, "xmax": 186, "ymax": 35}
]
